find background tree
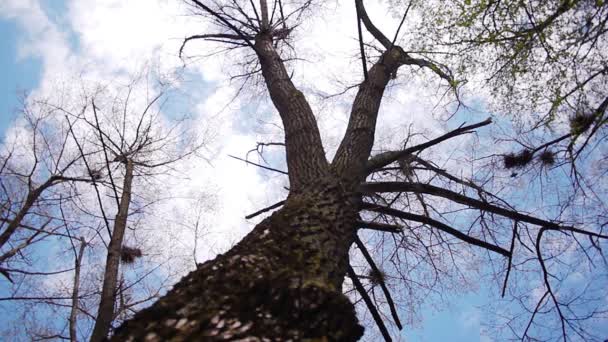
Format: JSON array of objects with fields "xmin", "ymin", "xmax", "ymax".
[
  {"xmin": 111, "ymin": 1, "xmax": 608, "ymax": 341},
  {"xmin": 0, "ymin": 72, "xmax": 212, "ymax": 341},
  {"xmin": 413, "ymin": 0, "xmax": 608, "ymax": 173},
  {"xmin": 0, "ymin": 95, "xmax": 93, "ymax": 282},
  {"xmin": 80, "ymin": 73, "xmax": 207, "ymax": 342}
]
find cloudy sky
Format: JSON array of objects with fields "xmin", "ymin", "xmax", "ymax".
[{"xmin": 0, "ymin": 1, "xmax": 497, "ymax": 340}]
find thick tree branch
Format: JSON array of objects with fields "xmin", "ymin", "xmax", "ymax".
[
  {"xmin": 69, "ymin": 238, "xmax": 86, "ymax": 342},
  {"xmin": 357, "ymin": 220, "xmax": 402, "ymax": 233},
  {"xmin": 366, "ymin": 118, "xmax": 492, "ymax": 174},
  {"xmin": 355, "ymin": 2, "xmax": 368, "ymax": 81},
  {"xmin": 331, "ymin": 47, "xmax": 407, "ymax": 179},
  {"xmin": 361, "ymin": 182, "xmax": 608, "ymax": 240},
  {"xmin": 360, "ymin": 202, "xmax": 510, "ymax": 256},
  {"xmin": 254, "ymin": 34, "xmax": 329, "ymax": 189},
  {"xmin": 90, "ymin": 160, "xmax": 135, "ymax": 342},
  {"xmin": 354, "ymin": 0, "xmax": 392, "ymax": 49}
]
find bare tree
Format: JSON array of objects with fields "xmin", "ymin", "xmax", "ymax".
[
  {"xmin": 61, "ymin": 75, "xmax": 208, "ymax": 342},
  {"xmin": 108, "ymin": 1, "xmax": 608, "ymax": 341},
  {"xmin": 1, "ymin": 72, "xmax": 210, "ymax": 341},
  {"xmin": 0, "ymin": 96, "xmax": 94, "ymax": 281}
]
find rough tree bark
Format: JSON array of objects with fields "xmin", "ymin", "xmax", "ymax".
[
  {"xmin": 110, "ymin": 1, "xmax": 431, "ymax": 340},
  {"xmin": 1, "ymin": 0, "xmax": 604, "ymax": 340},
  {"xmin": 91, "ymin": 159, "xmax": 134, "ymax": 342}
]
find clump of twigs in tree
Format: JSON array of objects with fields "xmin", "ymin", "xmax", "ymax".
[
  {"xmin": 397, "ymin": 155, "xmax": 415, "ymax": 177},
  {"xmin": 88, "ymin": 169, "xmax": 103, "ymax": 181},
  {"xmin": 539, "ymin": 150, "xmax": 555, "ymax": 166},
  {"xmin": 503, "ymin": 150, "xmax": 533, "ymax": 169},
  {"xmin": 367, "ymin": 268, "xmax": 386, "ymax": 287},
  {"xmin": 569, "ymin": 112, "xmax": 595, "ymax": 135},
  {"xmin": 121, "ymin": 246, "xmax": 142, "ymax": 264}
]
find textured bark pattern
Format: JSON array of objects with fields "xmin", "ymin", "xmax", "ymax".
[
  {"xmin": 332, "ymin": 48, "xmax": 405, "ymax": 181},
  {"xmin": 91, "ymin": 160, "xmax": 134, "ymax": 342},
  {"xmin": 255, "ymin": 36, "xmax": 329, "ymax": 190},
  {"xmin": 112, "ymin": 177, "xmax": 364, "ymax": 341}
]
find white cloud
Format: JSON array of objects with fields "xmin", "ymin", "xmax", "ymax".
[{"xmin": 0, "ymin": 0, "xmax": 71, "ymax": 71}]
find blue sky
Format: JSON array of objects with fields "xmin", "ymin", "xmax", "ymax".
[{"xmin": 0, "ymin": 19, "xmax": 41, "ymax": 135}]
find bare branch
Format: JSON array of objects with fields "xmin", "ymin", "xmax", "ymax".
[
  {"xmin": 360, "ymin": 181, "xmax": 608, "ymax": 240},
  {"xmin": 357, "ymin": 220, "xmax": 402, "ymax": 234},
  {"xmin": 361, "ymin": 202, "xmax": 510, "ymax": 256},
  {"xmin": 354, "ymin": 236, "xmax": 403, "ymax": 330},
  {"xmin": 347, "ymin": 265, "xmax": 392, "ymax": 342},
  {"xmin": 245, "ymin": 200, "xmax": 286, "ymax": 219},
  {"xmin": 189, "ymin": 0, "xmax": 256, "ymax": 50},
  {"xmin": 228, "ymin": 154, "xmax": 288, "ymax": 175},
  {"xmin": 366, "ymin": 118, "xmax": 492, "ymax": 174}
]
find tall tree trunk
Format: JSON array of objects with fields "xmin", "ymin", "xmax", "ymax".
[
  {"xmin": 111, "ymin": 26, "xmax": 391, "ymax": 341},
  {"xmin": 91, "ymin": 160, "xmax": 134, "ymax": 342},
  {"xmin": 69, "ymin": 238, "xmax": 86, "ymax": 342},
  {"xmin": 112, "ymin": 177, "xmax": 365, "ymax": 341}
]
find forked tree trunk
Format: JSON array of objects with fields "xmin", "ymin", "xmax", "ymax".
[
  {"xmin": 111, "ymin": 177, "xmax": 365, "ymax": 341},
  {"xmin": 91, "ymin": 159, "xmax": 134, "ymax": 342},
  {"xmin": 112, "ymin": 6, "xmax": 404, "ymax": 337}
]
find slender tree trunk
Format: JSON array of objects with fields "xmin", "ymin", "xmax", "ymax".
[
  {"xmin": 259, "ymin": 0, "xmax": 269, "ymax": 31},
  {"xmin": 91, "ymin": 160, "xmax": 134, "ymax": 342},
  {"xmin": 112, "ymin": 177, "xmax": 365, "ymax": 341},
  {"xmin": 69, "ymin": 238, "xmax": 86, "ymax": 342}
]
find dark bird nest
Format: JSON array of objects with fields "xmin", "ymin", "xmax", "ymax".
[
  {"xmin": 503, "ymin": 150, "xmax": 533, "ymax": 169},
  {"xmin": 89, "ymin": 170, "xmax": 102, "ymax": 180},
  {"xmin": 367, "ymin": 268, "xmax": 386, "ymax": 287},
  {"xmin": 539, "ymin": 150, "xmax": 555, "ymax": 166},
  {"xmin": 121, "ymin": 246, "xmax": 142, "ymax": 264},
  {"xmin": 570, "ymin": 113, "xmax": 595, "ymax": 135}
]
